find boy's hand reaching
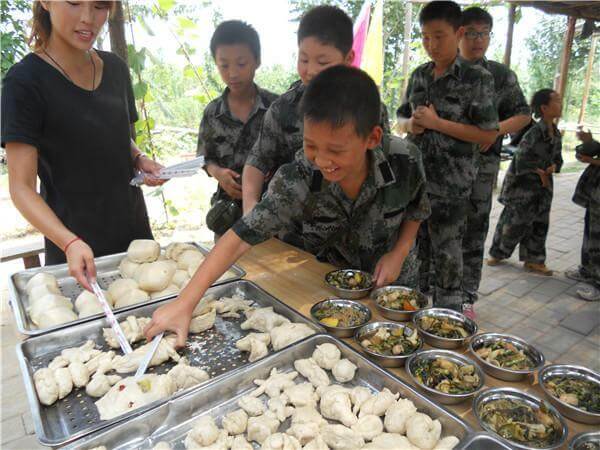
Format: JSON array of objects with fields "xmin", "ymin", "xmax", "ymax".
[
  {"xmin": 216, "ymin": 168, "xmax": 243, "ymax": 200},
  {"xmin": 144, "ymin": 299, "xmax": 194, "ymax": 348},
  {"xmin": 412, "ymin": 104, "xmax": 440, "ymax": 131},
  {"xmin": 576, "ymin": 127, "xmax": 593, "ymax": 143},
  {"xmin": 535, "ymin": 168, "xmax": 550, "ymax": 189},
  {"xmin": 373, "ymin": 249, "xmax": 408, "ymax": 288}
]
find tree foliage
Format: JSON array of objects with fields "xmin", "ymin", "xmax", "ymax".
[{"xmin": 1, "ymin": 0, "xmax": 30, "ymax": 77}]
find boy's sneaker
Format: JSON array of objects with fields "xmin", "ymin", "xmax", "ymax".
[
  {"xmin": 462, "ymin": 303, "xmax": 476, "ymax": 320},
  {"xmin": 524, "ymin": 262, "xmax": 553, "ymax": 276},
  {"xmin": 576, "ymin": 286, "xmax": 600, "ymax": 302},
  {"xmin": 565, "ymin": 268, "xmax": 592, "ymax": 283},
  {"xmin": 486, "ymin": 257, "xmax": 504, "ymax": 266}
]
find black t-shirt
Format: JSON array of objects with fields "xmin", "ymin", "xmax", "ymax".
[{"xmin": 1, "ymin": 50, "xmax": 153, "ymax": 264}]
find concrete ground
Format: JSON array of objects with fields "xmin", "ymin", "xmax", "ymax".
[{"xmin": 1, "ymin": 171, "xmax": 598, "ymax": 449}]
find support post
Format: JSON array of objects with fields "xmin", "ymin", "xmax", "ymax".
[
  {"xmin": 503, "ymin": 4, "xmax": 516, "ymax": 67},
  {"xmin": 556, "ymin": 16, "xmax": 576, "ymax": 99},
  {"xmin": 402, "ymin": 1, "xmax": 413, "ymax": 93},
  {"xmin": 578, "ymin": 33, "xmax": 598, "ymax": 124}
]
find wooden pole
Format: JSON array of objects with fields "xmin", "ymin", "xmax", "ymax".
[
  {"xmin": 503, "ymin": 4, "xmax": 516, "ymax": 67},
  {"xmin": 108, "ymin": 1, "xmax": 129, "ymax": 64},
  {"xmin": 402, "ymin": 1, "xmax": 413, "ymax": 94},
  {"xmin": 578, "ymin": 33, "xmax": 598, "ymax": 124},
  {"xmin": 556, "ymin": 16, "xmax": 576, "ymax": 99}
]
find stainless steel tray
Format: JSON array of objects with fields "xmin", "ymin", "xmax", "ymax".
[
  {"xmin": 456, "ymin": 432, "xmax": 513, "ymax": 450},
  {"xmin": 17, "ymin": 281, "xmax": 322, "ymax": 447},
  {"xmin": 9, "ymin": 242, "xmax": 245, "ymax": 336},
  {"xmin": 63, "ymin": 334, "xmax": 473, "ymax": 450}
]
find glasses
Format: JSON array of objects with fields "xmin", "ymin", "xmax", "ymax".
[{"xmin": 465, "ymin": 31, "xmax": 492, "ymax": 40}]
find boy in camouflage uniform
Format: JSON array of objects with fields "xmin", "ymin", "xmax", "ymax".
[
  {"xmin": 396, "ymin": 1, "xmax": 499, "ymax": 311},
  {"xmin": 458, "ymin": 8, "xmax": 531, "ymax": 308},
  {"xmin": 489, "ymin": 89, "xmax": 563, "ymax": 274},
  {"xmin": 145, "ymin": 67, "xmax": 430, "ymax": 344},
  {"xmin": 197, "ymin": 21, "xmax": 277, "ymax": 236},
  {"xmin": 566, "ymin": 129, "xmax": 600, "ymax": 301}
]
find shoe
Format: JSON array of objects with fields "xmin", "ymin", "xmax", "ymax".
[
  {"xmin": 524, "ymin": 262, "xmax": 553, "ymax": 276},
  {"xmin": 576, "ymin": 286, "xmax": 600, "ymax": 302},
  {"xmin": 565, "ymin": 268, "xmax": 592, "ymax": 283},
  {"xmin": 486, "ymin": 257, "xmax": 504, "ymax": 266},
  {"xmin": 462, "ymin": 303, "xmax": 476, "ymax": 320}
]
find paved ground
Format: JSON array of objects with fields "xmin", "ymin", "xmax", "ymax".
[{"xmin": 1, "ymin": 171, "xmax": 598, "ymax": 448}]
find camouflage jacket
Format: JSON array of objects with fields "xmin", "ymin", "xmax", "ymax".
[
  {"xmin": 197, "ymin": 85, "xmax": 278, "ymax": 200},
  {"xmin": 245, "ymin": 79, "xmax": 391, "ymax": 178},
  {"xmin": 474, "ymin": 58, "xmax": 530, "ymax": 174},
  {"xmin": 397, "ymin": 55, "xmax": 499, "ymax": 198},
  {"xmin": 499, "ymin": 119, "xmax": 563, "ymax": 206},
  {"xmin": 573, "ymin": 140, "xmax": 600, "ymax": 208},
  {"xmin": 232, "ymin": 135, "xmax": 431, "ymax": 272}
]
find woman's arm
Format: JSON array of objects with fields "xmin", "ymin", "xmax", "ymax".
[
  {"xmin": 130, "ymin": 139, "xmax": 165, "ymax": 187},
  {"xmin": 6, "ymin": 142, "xmax": 97, "ymax": 289}
]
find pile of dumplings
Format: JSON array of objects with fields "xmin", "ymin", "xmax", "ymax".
[
  {"xmin": 25, "ymin": 272, "xmax": 79, "ymax": 328},
  {"xmin": 177, "ymin": 343, "xmax": 459, "ymax": 450}
]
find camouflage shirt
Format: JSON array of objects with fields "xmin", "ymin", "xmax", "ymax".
[
  {"xmin": 233, "ymin": 135, "xmax": 431, "ymax": 273},
  {"xmin": 573, "ymin": 140, "xmax": 600, "ymax": 208},
  {"xmin": 245, "ymin": 79, "xmax": 391, "ymax": 178},
  {"xmin": 197, "ymin": 85, "xmax": 278, "ymax": 200},
  {"xmin": 397, "ymin": 55, "xmax": 499, "ymax": 198},
  {"xmin": 499, "ymin": 119, "xmax": 563, "ymax": 206},
  {"xmin": 474, "ymin": 58, "xmax": 530, "ymax": 174}
]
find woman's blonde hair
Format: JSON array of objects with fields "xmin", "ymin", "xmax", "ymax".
[{"xmin": 29, "ymin": 1, "xmax": 116, "ymax": 51}]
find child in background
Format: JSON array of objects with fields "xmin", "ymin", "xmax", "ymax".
[
  {"xmin": 145, "ymin": 66, "xmax": 429, "ymax": 345},
  {"xmin": 197, "ymin": 21, "xmax": 277, "ymax": 237},
  {"xmin": 488, "ymin": 89, "xmax": 563, "ymax": 275}
]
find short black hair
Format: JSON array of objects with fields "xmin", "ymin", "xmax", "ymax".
[
  {"xmin": 299, "ymin": 65, "xmax": 380, "ymax": 138},
  {"xmin": 298, "ymin": 5, "xmax": 353, "ymax": 56},
  {"xmin": 419, "ymin": 1, "xmax": 463, "ymax": 30},
  {"xmin": 210, "ymin": 20, "xmax": 261, "ymax": 63},
  {"xmin": 531, "ymin": 89, "xmax": 556, "ymax": 119},
  {"xmin": 462, "ymin": 7, "xmax": 493, "ymax": 29}
]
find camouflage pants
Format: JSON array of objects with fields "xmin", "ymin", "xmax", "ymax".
[
  {"xmin": 418, "ymin": 195, "xmax": 468, "ymax": 311},
  {"xmin": 462, "ymin": 171, "xmax": 496, "ymax": 301},
  {"xmin": 580, "ymin": 204, "xmax": 600, "ymax": 286},
  {"xmin": 489, "ymin": 196, "xmax": 551, "ymax": 264},
  {"xmin": 397, "ymin": 244, "xmax": 420, "ymax": 289}
]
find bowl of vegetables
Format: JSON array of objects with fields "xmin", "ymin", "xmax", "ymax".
[
  {"xmin": 569, "ymin": 431, "xmax": 600, "ymax": 450},
  {"xmin": 371, "ymin": 285, "xmax": 429, "ymax": 321},
  {"xmin": 469, "ymin": 333, "xmax": 545, "ymax": 381},
  {"xmin": 310, "ymin": 298, "xmax": 371, "ymax": 338},
  {"xmin": 406, "ymin": 349, "xmax": 485, "ymax": 404},
  {"xmin": 354, "ymin": 321, "xmax": 422, "ymax": 367},
  {"xmin": 539, "ymin": 364, "xmax": 600, "ymax": 425},
  {"xmin": 413, "ymin": 308, "xmax": 477, "ymax": 349},
  {"xmin": 474, "ymin": 387, "xmax": 568, "ymax": 450},
  {"xmin": 325, "ymin": 269, "xmax": 373, "ymax": 299}
]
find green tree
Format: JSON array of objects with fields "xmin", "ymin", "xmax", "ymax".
[{"xmin": 1, "ymin": 0, "xmax": 30, "ymax": 77}]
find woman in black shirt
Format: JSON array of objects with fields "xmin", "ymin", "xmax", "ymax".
[{"xmin": 2, "ymin": 1, "xmax": 164, "ymax": 290}]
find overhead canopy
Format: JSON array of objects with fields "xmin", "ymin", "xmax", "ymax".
[{"xmin": 508, "ymin": 1, "xmax": 600, "ymax": 21}]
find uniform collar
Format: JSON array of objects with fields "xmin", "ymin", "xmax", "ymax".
[
  {"xmin": 536, "ymin": 119, "xmax": 559, "ymax": 142},
  {"xmin": 427, "ymin": 54, "xmax": 466, "ymax": 81},
  {"xmin": 289, "ymin": 79, "xmax": 305, "ymax": 103},
  {"xmin": 215, "ymin": 84, "xmax": 268, "ymax": 120}
]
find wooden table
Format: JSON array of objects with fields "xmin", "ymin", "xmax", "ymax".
[{"xmin": 237, "ymin": 238, "xmax": 597, "ymax": 449}]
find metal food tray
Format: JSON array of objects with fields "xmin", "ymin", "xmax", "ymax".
[
  {"xmin": 16, "ymin": 280, "xmax": 323, "ymax": 447},
  {"xmin": 63, "ymin": 334, "xmax": 473, "ymax": 450},
  {"xmin": 9, "ymin": 242, "xmax": 245, "ymax": 336}
]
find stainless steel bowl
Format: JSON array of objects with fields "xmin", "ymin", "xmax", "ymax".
[
  {"xmin": 406, "ymin": 349, "xmax": 486, "ymax": 405},
  {"xmin": 325, "ymin": 269, "xmax": 373, "ymax": 299},
  {"xmin": 310, "ymin": 298, "xmax": 371, "ymax": 338},
  {"xmin": 413, "ymin": 308, "xmax": 477, "ymax": 349},
  {"xmin": 539, "ymin": 364, "xmax": 600, "ymax": 425},
  {"xmin": 469, "ymin": 333, "xmax": 545, "ymax": 382},
  {"xmin": 569, "ymin": 431, "xmax": 600, "ymax": 450},
  {"xmin": 354, "ymin": 321, "xmax": 422, "ymax": 367},
  {"xmin": 371, "ymin": 285, "xmax": 429, "ymax": 321},
  {"xmin": 473, "ymin": 387, "xmax": 568, "ymax": 450}
]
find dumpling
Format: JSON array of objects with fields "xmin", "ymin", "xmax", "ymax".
[
  {"xmin": 251, "ymin": 368, "xmax": 298, "ymax": 398},
  {"xmin": 364, "ymin": 433, "xmax": 418, "ymax": 450},
  {"xmin": 236, "ymin": 333, "xmax": 270, "ymax": 362},
  {"xmin": 53, "ymin": 367, "xmax": 73, "ymax": 399},
  {"xmin": 111, "ymin": 335, "xmax": 180, "ymax": 373},
  {"xmin": 137, "ymin": 261, "xmax": 177, "ymax": 292},
  {"xmin": 231, "ymin": 435, "xmax": 253, "ymax": 450},
  {"xmin": 261, "ymin": 433, "xmax": 301, "ymax": 450},
  {"xmin": 127, "ymin": 239, "xmax": 160, "ymax": 263},
  {"xmin": 103, "ymin": 316, "xmax": 151, "ymax": 348},
  {"xmin": 283, "ymin": 382, "xmax": 319, "ymax": 408},
  {"xmin": 75, "ymin": 290, "xmax": 111, "ymax": 318},
  {"xmin": 25, "ymin": 272, "xmax": 58, "ymax": 294},
  {"xmin": 29, "ymin": 283, "xmax": 60, "ymax": 303},
  {"xmin": 119, "ymin": 257, "xmax": 140, "ymax": 279},
  {"xmin": 36, "ymin": 306, "xmax": 78, "ymax": 328},
  {"xmin": 270, "ymin": 323, "xmax": 315, "ymax": 351},
  {"xmin": 433, "ymin": 436, "xmax": 460, "ymax": 450},
  {"xmin": 384, "ymin": 398, "xmax": 417, "ymax": 434},
  {"xmin": 351, "ymin": 415, "xmax": 383, "ymax": 441},
  {"xmin": 33, "ymin": 368, "xmax": 58, "ymax": 406},
  {"xmin": 29, "ymin": 294, "xmax": 73, "ymax": 325},
  {"xmin": 85, "ymin": 351, "xmax": 115, "ymax": 375},
  {"xmin": 167, "ymin": 358, "xmax": 210, "ymax": 390},
  {"xmin": 332, "ymin": 359, "xmax": 357, "ymax": 383},
  {"xmin": 150, "ymin": 284, "xmax": 179, "ymax": 299},
  {"xmin": 178, "ymin": 249, "xmax": 204, "ymax": 271},
  {"xmin": 358, "ymin": 388, "xmax": 399, "ymax": 417},
  {"xmin": 189, "ymin": 308, "xmax": 216, "ymax": 334},
  {"xmin": 312, "ymin": 343, "xmax": 341, "ymax": 370},
  {"xmin": 238, "ymin": 395, "xmax": 266, "ymax": 417},
  {"xmin": 68, "ymin": 361, "xmax": 90, "ymax": 387},
  {"xmin": 172, "ymin": 270, "xmax": 191, "ymax": 288},
  {"xmin": 246, "ymin": 412, "xmax": 280, "ymax": 444},
  {"xmin": 61, "ymin": 340, "xmax": 101, "ymax": 363},
  {"xmin": 165, "ymin": 242, "xmax": 196, "ymax": 260},
  {"xmin": 107, "ymin": 278, "xmax": 138, "ymax": 300},
  {"xmin": 213, "ymin": 295, "xmax": 255, "ymax": 318},
  {"xmin": 406, "ymin": 413, "xmax": 442, "ymax": 450},
  {"xmin": 294, "ymin": 358, "xmax": 330, "ymax": 388},
  {"xmin": 319, "ymin": 385, "xmax": 356, "ymax": 427},
  {"xmin": 86, "ymin": 367, "xmax": 122, "ymax": 398},
  {"xmin": 349, "ymin": 386, "xmax": 373, "ymax": 415},
  {"xmin": 302, "ymin": 436, "xmax": 329, "ymax": 450},
  {"xmin": 113, "ymin": 288, "xmax": 149, "ymax": 309},
  {"xmin": 184, "ymin": 416, "xmax": 220, "ymax": 448},
  {"xmin": 222, "ymin": 409, "xmax": 248, "ymax": 435},
  {"xmin": 268, "ymin": 395, "xmax": 295, "ymax": 421},
  {"xmin": 287, "ymin": 422, "xmax": 321, "ymax": 446},
  {"xmin": 241, "ymin": 307, "xmax": 290, "ymax": 333},
  {"xmin": 320, "ymin": 424, "xmax": 365, "ymax": 450}
]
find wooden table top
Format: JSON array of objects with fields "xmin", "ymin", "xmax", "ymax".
[{"xmin": 237, "ymin": 238, "xmax": 597, "ymax": 449}]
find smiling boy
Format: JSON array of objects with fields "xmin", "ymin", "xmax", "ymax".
[{"xmin": 145, "ymin": 66, "xmax": 429, "ymax": 345}]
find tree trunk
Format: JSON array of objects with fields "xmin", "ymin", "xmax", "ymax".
[
  {"xmin": 556, "ymin": 16, "xmax": 576, "ymax": 99},
  {"xmin": 108, "ymin": 1, "xmax": 128, "ymax": 64},
  {"xmin": 578, "ymin": 33, "xmax": 598, "ymax": 124},
  {"xmin": 503, "ymin": 4, "xmax": 516, "ymax": 67}
]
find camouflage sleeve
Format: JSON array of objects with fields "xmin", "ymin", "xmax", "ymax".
[
  {"xmin": 244, "ymin": 105, "xmax": 285, "ymax": 175},
  {"xmin": 404, "ymin": 152, "xmax": 431, "ymax": 222},
  {"xmin": 380, "ymin": 102, "xmax": 390, "ymax": 133},
  {"xmin": 232, "ymin": 163, "xmax": 307, "ymax": 245},
  {"xmin": 498, "ymin": 69, "xmax": 530, "ymax": 120},
  {"xmin": 514, "ymin": 127, "xmax": 541, "ymax": 175},
  {"xmin": 396, "ymin": 72, "xmax": 414, "ymax": 119},
  {"xmin": 468, "ymin": 71, "xmax": 499, "ymax": 131},
  {"xmin": 196, "ymin": 111, "xmax": 219, "ymax": 170},
  {"xmin": 553, "ymin": 139, "xmax": 564, "ymax": 173}
]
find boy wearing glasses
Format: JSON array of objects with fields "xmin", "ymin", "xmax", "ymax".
[{"xmin": 458, "ymin": 7, "xmax": 531, "ymax": 310}]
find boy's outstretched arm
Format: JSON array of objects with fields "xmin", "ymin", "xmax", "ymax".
[
  {"xmin": 242, "ymin": 164, "xmax": 266, "ymax": 214},
  {"xmin": 144, "ymin": 230, "xmax": 251, "ymax": 346},
  {"xmin": 373, "ymin": 219, "xmax": 421, "ymax": 287}
]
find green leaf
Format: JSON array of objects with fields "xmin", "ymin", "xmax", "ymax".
[
  {"xmin": 158, "ymin": 0, "xmax": 175, "ymax": 12},
  {"xmin": 177, "ymin": 17, "xmax": 196, "ymax": 30},
  {"xmin": 169, "ymin": 205, "xmax": 180, "ymax": 216},
  {"xmin": 133, "ymin": 81, "xmax": 149, "ymax": 99}
]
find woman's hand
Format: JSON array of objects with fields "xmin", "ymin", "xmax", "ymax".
[
  {"xmin": 215, "ymin": 167, "xmax": 243, "ymax": 200},
  {"xmin": 136, "ymin": 154, "xmax": 166, "ymax": 187},
  {"xmin": 65, "ymin": 239, "xmax": 96, "ymax": 291},
  {"xmin": 144, "ymin": 299, "xmax": 194, "ymax": 348}
]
